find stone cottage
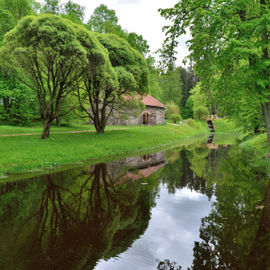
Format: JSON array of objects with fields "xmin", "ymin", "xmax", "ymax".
[
  {"xmin": 91, "ymin": 151, "xmax": 166, "ymax": 185},
  {"xmin": 108, "ymin": 94, "xmax": 166, "ymax": 126}
]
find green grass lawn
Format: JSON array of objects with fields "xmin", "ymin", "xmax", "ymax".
[
  {"xmin": 213, "ymin": 119, "xmax": 238, "ymax": 133},
  {"xmin": 0, "ymin": 121, "xmax": 127, "ymax": 135},
  {"xmin": 0, "ymin": 122, "xmax": 210, "ymax": 178}
]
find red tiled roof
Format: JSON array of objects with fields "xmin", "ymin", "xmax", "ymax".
[
  {"xmin": 123, "ymin": 94, "xmax": 166, "ymax": 108},
  {"xmin": 140, "ymin": 95, "xmax": 166, "ymax": 108},
  {"xmin": 116, "ymin": 163, "xmax": 166, "ymax": 183}
]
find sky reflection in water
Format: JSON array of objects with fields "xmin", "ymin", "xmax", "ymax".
[{"xmin": 96, "ymin": 187, "xmax": 212, "ymax": 270}]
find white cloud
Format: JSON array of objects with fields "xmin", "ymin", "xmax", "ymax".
[
  {"xmin": 95, "ymin": 187, "xmax": 212, "ymax": 270},
  {"xmin": 173, "ymin": 188, "xmax": 205, "ymax": 201}
]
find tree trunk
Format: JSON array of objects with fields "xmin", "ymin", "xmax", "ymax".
[
  {"xmin": 262, "ymin": 103, "xmax": 270, "ymax": 147},
  {"xmin": 41, "ymin": 118, "xmax": 53, "ymax": 139},
  {"xmin": 56, "ymin": 116, "xmax": 61, "ymax": 127},
  {"xmin": 96, "ymin": 124, "xmax": 105, "ymax": 134},
  {"xmin": 93, "ymin": 118, "xmax": 105, "ymax": 134},
  {"xmin": 38, "ymin": 100, "xmax": 45, "ymax": 120}
]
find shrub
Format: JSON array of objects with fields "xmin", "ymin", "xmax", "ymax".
[
  {"xmin": 0, "ymin": 78, "xmax": 36, "ymax": 125},
  {"xmin": 184, "ymin": 118, "xmax": 200, "ymax": 128},
  {"xmin": 170, "ymin": 114, "xmax": 182, "ymax": 123},
  {"xmin": 165, "ymin": 101, "xmax": 179, "ymax": 119},
  {"xmin": 194, "ymin": 105, "xmax": 209, "ymax": 120}
]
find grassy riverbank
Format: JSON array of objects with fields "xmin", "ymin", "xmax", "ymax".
[
  {"xmin": 213, "ymin": 119, "xmax": 270, "ymax": 171},
  {"xmin": 213, "ymin": 119, "xmax": 238, "ymax": 134},
  {"xmin": 0, "ymin": 121, "xmax": 210, "ymax": 178},
  {"xmin": 240, "ymin": 133, "xmax": 270, "ymax": 172}
]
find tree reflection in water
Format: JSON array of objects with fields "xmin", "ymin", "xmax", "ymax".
[
  {"xmin": 10, "ymin": 162, "xmax": 156, "ymax": 270},
  {"xmin": 162, "ymin": 143, "xmax": 217, "ymax": 199},
  {"xmin": 191, "ymin": 147, "xmax": 270, "ymax": 270},
  {"xmin": 159, "ymin": 142, "xmax": 270, "ymax": 270},
  {"xmin": 157, "ymin": 259, "xmax": 183, "ymax": 270}
]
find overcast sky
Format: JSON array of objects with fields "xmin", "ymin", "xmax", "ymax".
[{"xmin": 38, "ymin": 0, "xmax": 190, "ymax": 66}]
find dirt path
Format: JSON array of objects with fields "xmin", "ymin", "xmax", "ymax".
[{"xmin": 0, "ymin": 128, "xmax": 127, "ymax": 137}]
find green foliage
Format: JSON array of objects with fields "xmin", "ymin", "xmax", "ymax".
[
  {"xmin": 0, "ymin": 10, "xmax": 149, "ymax": 135},
  {"xmin": 95, "ymin": 33, "xmax": 149, "ymax": 94},
  {"xmin": 165, "ymin": 101, "xmax": 179, "ymax": 119},
  {"xmin": 240, "ymin": 133, "xmax": 270, "ymax": 171},
  {"xmin": 0, "ymin": 73, "xmax": 36, "ymax": 125},
  {"xmin": 0, "ymin": 15, "xmax": 88, "ymax": 137},
  {"xmin": 73, "ymin": 26, "xmax": 119, "ymax": 133},
  {"xmin": 41, "ymin": 0, "xmax": 60, "ymax": 14},
  {"xmin": 40, "ymin": 0, "xmax": 85, "ymax": 24},
  {"xmin": 149, "ymin": 72, "xmax": 162, "ymax": 100},
  {"xmin": 127, "ymin": 32, "xmax": 150, "ymax": 55},
  {"xmin": 87, "ymin": 4, "xmax": 149, "ymax": 56},
  {"xmin": 61, "ymin": 0, "xmax": 85, "ymax": 24},
  {"xmin": 159, "ymin": 68, "xmax": 182, "ymax": 109},
  {"xmin": 182, "ymin": 96, "xmax": 194, "ymax": 119},
  {"xmin": 159, "ymin": 0, "xmax": 270, "ymax": 142},
  {"xmin": 190, "ymin": 83, "xmax": 209, "ymax": 120},
  {"xmin": 194, "ymin": 106, "xmax": 209, "ymax": 120},
  {"xmin": 191, "ymin": 146, "xmax": 270, "ymax": 269},
  {"xmin": 0, "ymin": 0, "xmax": 36, "ymax": 45},
  {"xmin": 147, "ymin": 57, "xmax": 162, "ymax": 100},
  {"xmin": 216, "ymin": 73, "xmax": 263, "ymax": 133},
  {"xmin": 73, "ymin": 29, "xmax": 149, "ymax": 133},
  {"xmin": 0, "ymin": 0, "xmax": 34, "ymax": 21},
  {"xmin": 180, "ymin": 66, "xmax": 198, "ymax": 109},
  {"xmin": 0, "ymin": 8, "xmax": 15, "ymax": 44},
  {"xmin": 87, "ymin": 4, "xmax": 119, "ymax": 33},
  {"xmin": 170, "ymin": 114, "xmax": 181, "ymax": 123},
  {"xmin": 30, "ymin": 0, "xmax": 41, "ymax": 14}
]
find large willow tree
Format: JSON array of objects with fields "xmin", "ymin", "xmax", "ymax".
[
  {"xmin": 77, "ymin": 33, "xmax": 149, "ymax": 133},
  {"xmin": 160, "ymin": 0, "xmax": 270, "ymax": 146},
  {"xmin": 0, "ymin": 15, "xmax": 118, "ymax": 138},
  {"xmin": 74, "ymin": 28, "xmax": 119, "ymax": 134},
  {"xmin": 0, "ymin": 15, "xmax": 87, "ymax": 138}
]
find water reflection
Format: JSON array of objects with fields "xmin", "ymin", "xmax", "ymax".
[
  {"xmin": 0, "ymin": 155, "xmax": 163, "ymax": 270},
  {"xmin": 157, "ymin": 259, "xmax": 182, "ymax": 270},
  {"xmin": 0, "ymin": 141, "xmax": 269, "ymax": 269},
  {"xmin": 191, "ymin": 146, "xmax": 270, "ymax": 270}
]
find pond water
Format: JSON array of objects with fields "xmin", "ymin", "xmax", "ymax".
[{"xmin": 0, "ymin": 136, "xmax": 269, "ymax": 270}]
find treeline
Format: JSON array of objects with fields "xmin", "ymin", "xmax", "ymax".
[
  {"xmin": 0, "ymin": 0, "xmax": 201, "ymax": 137},
  {"xmin": 159, "ymin": 0, "xmax": 270, "ymax": 138}
]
